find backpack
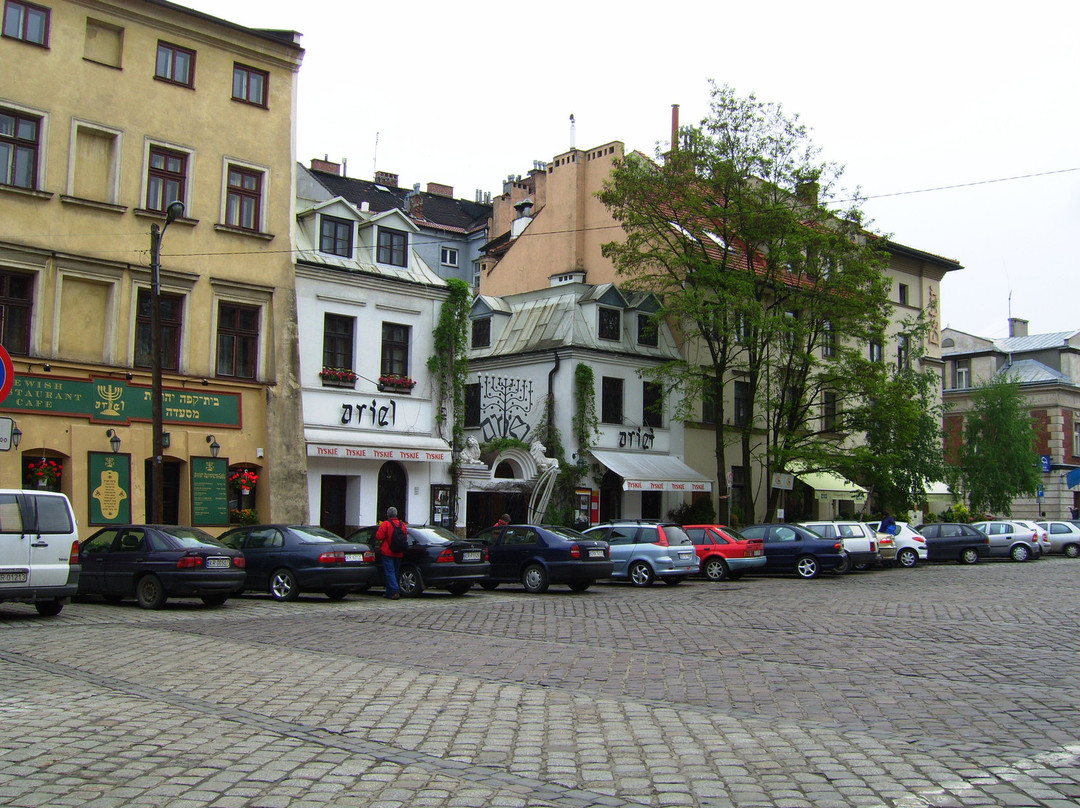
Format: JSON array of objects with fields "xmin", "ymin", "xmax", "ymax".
[{"xmin": 389, "ymin": 519, "xmax": 408, "ymax": 553}]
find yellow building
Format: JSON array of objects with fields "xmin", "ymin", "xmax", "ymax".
[{"xmin": 0, "ymin": 0, "xmax": 307, "ymax": 531}]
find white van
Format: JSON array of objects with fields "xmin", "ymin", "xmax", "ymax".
[{"xmin": 0, "ymin": 490, "xmax": 80, "ymax": 616}]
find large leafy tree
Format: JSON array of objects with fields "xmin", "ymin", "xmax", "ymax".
[
  {"xmin": 951, "ymin": 375, "xmax": 1040, "ymax": 515},
  {"xmin": 599, "ymin": 83, "xmax": 894, "ymax": 521}
]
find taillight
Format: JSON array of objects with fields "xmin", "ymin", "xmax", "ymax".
[
  {"xmin": 484, "ymin": 547, "xmax": 490, "ymax": 562},
  {"xmin": 912, "ymin": 536, "xmax": 925, "ymax": 543},
  {"xmin": 319, "ymin": 551, "xmax": 346, "ymax": 564},
  {"xmin": 234, "ymin": 556, "xmax": 245, "ymax": 568},
  {"xmin": 570, "ymin": 544, "xmax": 581, "ymax": 559},
  {"xmin": 834, "ymin": 542, "xmax": 843, "ymax": 552},
  {"xmin": 177, "ymin": 556, "xmax": 204, "ymax": 569},
  {"xmin": 870, "ymin": 541, "xmax": 877, "ymax": 551},
  {"xmin": 652, "ymin": 528, "xmax": 669, "ymax": 547},
  {"xmin": 68, "ymin": 540, "xmax": 80, "ymax": 565},
  {"xmin": 363, "ymin": 550, "xmax": 376, "ymax": 563},
  {"xmin": 436, "ymin": 548, "xmax": 455, "ymax": 563}
]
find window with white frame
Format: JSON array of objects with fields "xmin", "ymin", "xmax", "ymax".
[
  {"xmin": 954, "ymin": 359, "xmax": 970, "ymax": 389},
  {"xmin": 145, "ymin": 144, "xmax": 188, "ymax": 212},
  {"xmin": 224, "ymin": 164, "xmax": 263, "ymax": 231},
  {"xmin": 1, "ymin": 106, "xmax": 42, "ymax": 189},
  {"xmin": 440, "ymin": 246, "xmax": 458, "ymax": 267},
  {"xmin": 1073, "ymin": 419, "xmax": 1079, "ymax": 458}
]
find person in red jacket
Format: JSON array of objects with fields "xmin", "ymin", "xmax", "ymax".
[{"xmin": 375, "ymin": 506, "xmax": 405, "ymax": 599}]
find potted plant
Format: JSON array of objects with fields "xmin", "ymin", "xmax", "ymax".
[
  {"xmin": 229, "ymin": 508, "xmax": 260, "ymax": 525},
  {"xmin": 378, "ymin": 374, "xmax": 417, "ymax": 392},
  {"xmin": 26, "ymin": 458, "xmax": 62, "ymax": 489},
  {"xmin": 319, "ymin": 367, "xmax": 358, "ymax": 387},
  {"xmin": 229, "ymin": 469, "xmax": 259, "ymax": 495}
]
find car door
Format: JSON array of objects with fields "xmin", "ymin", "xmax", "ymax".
[
  {"xmin": 0, "ymin": 493, "xmax": 29, "ymax": 593},
  {"xmin": 78, "ymin": 529, "xmax": 121, "ymax": 594},
  {"xmin": 105, "ymin": 527, "xmax": 151, "ymax": 595},
  {"xmin": 242, "ymin": 527, "xmax": 283, "ymax": 590},
  {"xmin": 489, "ymin": 526, "xmax": 535, "ymax": 580},
  {"xmin": 982, "ymin": 522, "xmax": 1010, "ymax": 555},
  {"xmin": 23, "ymin": 493, "xmax": 78, "ymax": 589},
  {"xmin": 604, "ymin": 525, "xmax": 638, "ymax": 576},
  {"xmin": 763, "ymin": 525, "xmax": 801, "ymax": 571}
]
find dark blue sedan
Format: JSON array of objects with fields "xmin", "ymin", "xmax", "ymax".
[
  {"xmin": 346, "ymin": 524, "xmax": 490, "ymax": 597},
  {"xmin": 739, "ymin": 523, "xmax": 846, "ymax": 579},
  {"xmin": 218, "ymin": 524, "xmax": 377, "ymax": 601},
  {"xmin": 469, "ymin": 524, "xmax": 614, "ymax": 593},
  {"xmin": 78, "ymin": 525, "xmax": 246, "ymax": 609}
]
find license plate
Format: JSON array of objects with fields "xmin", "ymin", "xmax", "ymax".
[
  {"xmin": 679, "ymin": 551, "xmax": 693, "ymax": 559},
  {"xmin": 462, "ymin": 551, "xmax": 481, "ymax": 562},
  {"xmin": 206, "ymin": 557, "xmax": 231, "ymax": 569},
  {"xmin": 0, "ymin": 570, "xmax": 28, "ymax": 583},
  {"xmin": 345, "ymin": 553, "xmax": 364, "ymax": 562},
  {"xmin": 588, "ymin": 549, "xmax": 604, "ymax": 558}
]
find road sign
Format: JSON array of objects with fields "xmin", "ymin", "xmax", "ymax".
[
  {"xmin": 771, "ymin": 472, "xmax": 794, "ymax": 490},
  {"xmin": 0, "ymin": 417, "xmax": 12, "ymax": 452},
  {"xmin": 1040, "ymin": 455, "xmax": 1052, "ymax": 473},
  {"xmin": 0, "ymin": 344, "xmax": 12, "ymax": 405},
  {"xmin": 1036, "ymin": 484, "xmax": 1045, "ymax": 498},
  {"xmin": 726, "ymin": 470, "xmax": 733, "ymax": 488}
]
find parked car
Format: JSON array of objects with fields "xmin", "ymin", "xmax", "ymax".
[
  {"xmin": 917, "ymin": 523, "xmax": 990, "ymax": 564},
  {"xmin": 970, "ymin": 520, "xmax": 1042, "ymax": 562},
  {"xmin": 0, "ymin": 490, "xmax": 80, "ymax": 616},
  {"xmin": 470, "ymin": 524, "xmax": 613, "ymax": 593},
  {"xmin": 1011, "ymin": 519, "xmax": 1051, "ymax": 555},
  {"xmin": 219, "ymin": 524, "xmax": 377, "ymax": 601},
  {"xmin": 866, "ymin": 521, "xmax": 928, "ymax": 568},
  {"xmin": 1036, "ymin": 520, "xmax": 1080, "ymax": 557},
  {"xmin": 347, "ymin": 524, "xmax": 489, "ymax": 597},
  {"xmin": 581, "ymin": 521, "xmax": 699, "ymax": 586},
  {"xmin": 78, "ymin": 525, "xmax": 245, "ymax": 609},
  {"xmin": 683, "ymin": 524, "xmax": 766, "ymax": 581},
  {"xmin": 799, "ymin": 521, "xmax": 884, "ymax": 570},
  {"xmin": 738, "ymin": 524, "xmax": 846, "ymax": 579}
]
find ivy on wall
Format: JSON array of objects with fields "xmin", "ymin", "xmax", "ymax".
[
  {"xmin": 428, "ymin": 279, "xmax": 471, "ymax": 452},
  {"xmin": 573, "ymin": 363, "xmax": 599, "ymax": 455}
]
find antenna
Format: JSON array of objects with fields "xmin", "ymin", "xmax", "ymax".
[
  {"xmin": 373, "ymin": 132, "xmax": 379, "ymax": 176},
  {"xmin": 569, "ymin": 113, "xmax": 575, "ymax": 150}
]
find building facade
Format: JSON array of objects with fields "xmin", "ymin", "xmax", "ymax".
[{"xmin": 0, "ymin": 0, "xmax": 307, "ymax": 530}]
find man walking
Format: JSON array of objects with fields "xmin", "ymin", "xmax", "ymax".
[{"xmin": 376, "ymin": 506, "xmax": 406, "ymax": 599}]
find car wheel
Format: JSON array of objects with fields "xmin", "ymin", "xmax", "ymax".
[
  {"xmin": 102, "ymin": 593, "xmax": 125, "ymax": 603},
  {"xmin": 795, "ymin": 555, "xmax": 819, "ymax": 579},
  {"xmin": 324, "ymin": 590, "xmax": 349, "ymax": 601},
  {"xmin": 269, "ymin": 568, "xmax": 300, "ymax": 602},
  {"xmin": 1010, "ymin": 544, "xmax": 1031, "ymax": 562},
  {"xmin": 521, "ymin": 563, "xmax": 549, "ymax": 594},
  {"xmin": 852, "ymin": 562, "xmax": 869, "ymax": 571},
  {"xmin": 628, "ymin": 561, "xmax": 655, "ymax": 587},
  {"xmin": 662, "ymin": 576, "xmax": 685, "ymax": 585},
  {"xmin": 567, "ymin": 580, "xmax": 592, "ymax": 593},
  {"xmin": 1065, "ymin": 544, "xmax": 1080, "ymax": 558},
  {"xmin": 704, "ymin": 557, "xmax": 729, "ymax": 581},
  {"xmin": 136, "ymin": 575, "xmax": 167, "ymax": 610},
  {"xmin": 446, "ymin": 581, "xmax": 473, "ymax": 596},
  {"xmin": 398, "ymin": 565, "xmax": 423, "ymax": 597},
  {"xmin": 480, "ymin": 581, "xmax": 500, "ymax": 591},
  {"xmin": 34, "ymin": 600, "xmax": 63, "ymax": 616},
  {"xmin": 960, "ymin": 548, "xmax": 980, "ymax": 565},
  {"xmin": 201, "ymin": 594, "xmax": 228, "ymax": 607},
  {"xmin": 833, "ymin": 555, "xmax": 850, "ymax": 575},
  {"xmin": 897, "ymin": 548, "xmax": 918, "ymax": 568}
]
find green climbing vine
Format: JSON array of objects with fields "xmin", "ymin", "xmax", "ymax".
[
  {"xmin": 427, "ymin": 279, "xmax": 471, "ymax": 453},
  {"xmin": 573, "ymin": 363, "xmax": 599, "ymax": 455}
]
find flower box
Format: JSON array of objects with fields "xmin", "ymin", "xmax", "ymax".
[
  {"xmin": 378, "ymin": 374, "xmax": 417, "ymax": 393},
  {"xmin": 319, "ymin": 367, "xmax": 357, "ymax": 388}
]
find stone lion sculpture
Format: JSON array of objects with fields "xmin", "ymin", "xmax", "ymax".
[
  {"xmin": 458, "ymin": 435, "xmax": 482, "ymax": 464},
  {"xmin": 530, "ymin": 439, "xmax": 558, "ymax": 472}
]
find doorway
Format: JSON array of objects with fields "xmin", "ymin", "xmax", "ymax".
[
  {"xmin": 144, "ymin": 459, "xmax": 181, "ymax": 524},
  {"xmin": 321, "ymin": 475, "xmax": 348, "ymax": 536},
  {"xmin": 377, "ymin": 461, "xmax": 407, "ymax": 522}
]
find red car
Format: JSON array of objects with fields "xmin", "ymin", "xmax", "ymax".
[{"xmin": 684, "ymin": 525, "xmax": 767, "ymax": 581}]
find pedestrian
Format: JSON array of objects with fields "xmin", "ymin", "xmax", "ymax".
[
  {"xmin": 880, "ymin": 511, "xmax": 897, "ymax": 535},
  {"xmin": 494, "ymin": 513, "xmax": 511, "ymax": 527},
  {"xmin": 376, "ymin": 506, "xmax": 406, "ymax": 599},
  {"xmin": 1070, "ymin": 504, "xmax": 1079, "ymax": 520}
]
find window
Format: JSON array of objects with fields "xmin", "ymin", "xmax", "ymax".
[
  {"xmin": 134, "ymin": 288, "xmax": 182, "ymax": 370},
  {"xmin": 734, "ymin": 380, "xmax": 750, "ymax": 427},
  {"xmin": 601, "ymin": 377, "xmax": 623, "ymax": 424},
  {"xmin": 0, "ymin": 270, "xmax": 33, "ymax": 355},
  {"xmin": 643, "ymin": 382, "xmax": 663, "ymax": 428},
  {"xmin": 731, "ymin": 465, "xmax": 745, "ymax": 490},
  {"xmin": 897, "ymin": 334, "xmax": 910, "ymax": 369},
  {"xmin": 3, "ymin": 1, "xmax": 48, "ymax": 45},
  {"xmin": 822, "ymin": 321, "xmax": 835, "ymax": 358},
  {"xmin": 0, "ymin": 107, "xmax": 41, "ymax": 189},
  {"xmin": 898, "ymin": 283, "xmax": 909, "ymax": 305},
  {"xmin": 869, "ymin": 336, "xmax": 883, "ymax": 363},
  {"xmin": 701, "ymin": 384, "xmax": 716, "ymax": 424},
  {"xmin": 598, "ymin": 307, "xmax": 620, "ymax": 341},
  {"xmin": 465, "ymin": 383, "xmax": 480, "ymax": 427},
  {"xmin": 319, "ymin": 215, "xmax": 352, "ymax": 257},
  {"xmin": 471, "ymin": 317, "xmax": 490, "ymax": 349},
  {"xmin": 637, "ymin": 314, "xmax": 658, "ymax": 347},
  {"xmin": 225, "ymin": 165, "xmax": 261, "ymax": 231},
  {"xmin": 822, "ymin": 390, "xmax": 837, "ymax": 431},
  {"xmin": 232, "ymin": 63, "xmax": 267, "ymax": 107},
  {"xmin": 1074, "ymin": 420, "xmax": 1080, "ymax": 457},
  {"xmin": 377, "ymin": 227, "xmax": 407, "ymax": 267},
  {"xmin": 954, "ymin": 359, "xmax": 970, "ymax": 389},
  {"xmin": 155, "ymin": 41, "xmax": 195, "ymax": 87},
  {"xmin": 322, "ymin": 313, "xmax": 354, "ymax": 370},
  {"xmin": 471, "ymin": 259, "xmax": 481, "ymax": 288},
  {"xmin": 216, "ymin": 303, "xmax": 258, "ymax": 379},
  {"xmin": 146, "ymin": 146, "xmax": 187, "ymax": 212},
  {"xmin": 440, "ymin": 246, "xmax": 458, "ymax": 267},
  {"xmin": 381, "ymin": 322, "xmax": 409, "ymax": 377}
]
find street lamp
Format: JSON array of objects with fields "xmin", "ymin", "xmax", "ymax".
[
  {"xmin": 150, "ymin": 199, "xmax": 184, "ymax": 523},
  {"xmin": 206, "ymin": 435, "xmax": 220, "ymax": 458},
  {"xmin": 106, "ymin": 428, "xmax": 122, "ymax": 454},
  {"xmin": 11, "ymin": 423, "xmax": 21, "ymax": 450}
]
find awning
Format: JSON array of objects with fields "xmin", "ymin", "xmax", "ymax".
[
  {"xmin": 795, "ymin": 468, "xmax": 866, "ymax": 499},
  {"xmin": 305, "ymin": 429, "xmax": 451, "ymax": 463},
  {"xmin": 591, "ymin": 450, "xmax": 712, "ymax": 492}
]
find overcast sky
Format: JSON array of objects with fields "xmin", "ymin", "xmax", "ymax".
[{"xmin": 191, "ymin": 0, "xmax": 1078, "ymax": 339}]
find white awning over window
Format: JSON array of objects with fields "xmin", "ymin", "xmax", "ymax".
[
  {"xmin": 794, "ymin": 468, "xmax": 866, "ymax": 499},
  {"xmin": 591, "ymin": 450, "xmax": 712, "ymax": 493},
  {"xmin": 304, "ymin": 429, "xmax": 451, "ymax": 462}
]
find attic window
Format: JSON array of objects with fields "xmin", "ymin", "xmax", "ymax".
[
  {"xmin": 668, "ymin": 221, "xmax": 699, "ymax": 242},
  {"xmin": 471, "ymin": 317, "xmax": 490, "ymax": 349},
  {"xmin": 637, "ymin": 314, "xmax": 658, "ymax": 347},
  {"xmin": 705, "ymin": 231, "xmax": 727, "ymax": 250},
  {"xmin": 319, "ymin": 215, "xmax": 352, "ymax": 257},
  {"xmin": 598, "ymin": 307, "xmax": 621, "ymax": 341},
  {"xmin": 377, "ymin": 227, "xmax": 407, "ymax": 267}
]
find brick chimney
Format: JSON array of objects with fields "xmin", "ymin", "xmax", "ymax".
[
  {"xmin": 311, "ymin": 157, "xmax": 340, "ymax": 176},
  {"xmin": 671, "ymin": 104, "xmax": 679, "ymax": 151},
  {"xmin": 427, "ymin": 182, "xmax": 453, "ymax": 198},
  {"xmin": 374, "ymin": 170, "xmax": 399, "ymax": 187},
  {"xmin": 1008, "ymin": 317, "xmax": 1029, "ymax": 338},
  {"xmin": 408, "ymin": 189, "xmax": 424, "ymax": 219}
]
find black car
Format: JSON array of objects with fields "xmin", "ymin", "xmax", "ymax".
[
  {"xmin": 346, "ymin": 524, "xmax": 489, "ymax": 597},
  {"xmin": 739, "ymin": 523, "xmax": 846, "ymax": 579},
  {"xmin": 78, "ymin": 524, "xmax": 245, "ymax": 609},
  {"xmin": 469, "ymin": 524, "xmax": 614, "ymax": 593},
  {"xmin": 219, "ymin": 524, "xmax": 378, "ymax": 601},
  {"xmin": 917, "ymin": 523, "xmax": 990, "ymax": 564}
]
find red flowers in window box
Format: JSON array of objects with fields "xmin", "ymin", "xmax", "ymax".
[
  {"xmin": 319, "ymin": 367, "xmax": 358, "ymax": 383},
  {"xmin": 378, "ymin": 374, "xmax": 416, "ymax": 389}
]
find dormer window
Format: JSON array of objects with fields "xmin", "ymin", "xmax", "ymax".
[
  {"xmin": 377, "ymin": 227, "xmax": 407, "ymax": 267},
  {"xmin": 598, "ymin": 307, "xmax": 620, "ymax": 341},
  {"xmin": 637, "ymin": 314, "xmax": 658, "ymax": 347},
  {"xmin": 472, "ymin": 317, "xmax": 490, "ymax": 349},
  {"xmin": 319, "ymin": 215, "xmax": 352, "ymax": 257}
]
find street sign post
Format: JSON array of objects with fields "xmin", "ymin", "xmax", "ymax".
[{"xmin": 0, "ymin": 344, "xmax": 13, "ymax": 405}]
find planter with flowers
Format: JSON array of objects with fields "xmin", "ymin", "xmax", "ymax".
[
  {"xmin": 229, "ymin": 469, "xmax": 259, "ymax": 496},
  {"xmin": 25, "ymin": 458, "xmax": 62, "ymax": 491},
  {"xmin": 378, "ymin": 374, "xmax": 417, "ymax": 393},
  {"xmin": 319, "ymin": 367, "xmax": 358, "ymax": 388},
  {"xmin": 229, "ymin": 508, "xmax": 260, "ymax": 525}
]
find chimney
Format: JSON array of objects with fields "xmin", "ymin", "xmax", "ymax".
[
  {"xmin": 671, "ymin": 104, "xmax": 680, "ymax": 151},
  {"xmin": 374, "ymin": 170, "xmax": 399, "ymax": 187},
  {"xmin": 407, "ymin": 185, "xmax": 424, "ymax": 219},
  {"xmin": 1008, "ymin": 317, "xmax": 1029, "ymax": 338},
  {"xmin": 427, "ymin": 182, "xmax": 453, "ymax": 198},
  {"xmin": 311, "ymin": 156, "xmax": 341, "ymax": 176}
]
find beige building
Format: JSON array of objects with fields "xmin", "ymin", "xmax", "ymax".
[{"xmin": 0, "ymin": 0, "xmax": 307, "ymax": 531}]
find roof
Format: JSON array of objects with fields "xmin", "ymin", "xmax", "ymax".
[
  {"xmin": 997, "ymin": 359, "xmax": 1072, "ymax": 386},
  {"xmin": 993, "ymin": 331, "xmax": 1080, "ymax": 353}
]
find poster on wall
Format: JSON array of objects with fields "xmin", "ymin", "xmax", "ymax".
[
  {"xmin": 87, "ymin": 451, "xmax": 131, "ymax": 525},
  {"xmin": 191, "ymin": 456, "xmax": 229, "ymax": 526}
]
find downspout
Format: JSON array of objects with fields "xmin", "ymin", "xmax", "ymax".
[{"xmin": 547, "ymin": 350, "xmax": 560, "ymax": 450}]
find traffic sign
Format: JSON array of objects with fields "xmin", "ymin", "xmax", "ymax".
[
  {"xmin": 0, "ymin": 344, "xmax": 12, "ymax": 405},
  {"xmin": 1039, "ymin": 455, "xmax": 1052, "ymax": 473},
  {"xmin": 0, "ymin": 417, "xmax": 12, "ymax": 452},
  {"xmin": 1036, "ymin": 484, "xmax": 1045, "ymax": 498}
]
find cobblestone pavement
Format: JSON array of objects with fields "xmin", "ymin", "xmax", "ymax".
[{"xmin": 2, "ymin": 556, "xmax": 1079, "ymax": 808}]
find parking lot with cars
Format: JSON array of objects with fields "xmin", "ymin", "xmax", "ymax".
[{"xmin": 3, "ymin": 549, "xmax": 1079, "ymax": 808}]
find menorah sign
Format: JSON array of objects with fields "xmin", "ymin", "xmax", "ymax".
[{"xmin": 96, "ymin": 384, "xmax": 124, "ymax": 416}]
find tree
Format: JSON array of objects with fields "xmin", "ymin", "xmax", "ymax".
[
  {"xmin": 951, "ymin": 375, "xmax": 1040, "ymax": 515},
  {"xmin": 599, "ymin": 82, "xmax": 892, "ymax": 521}
]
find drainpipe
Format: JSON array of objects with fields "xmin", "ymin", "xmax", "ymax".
[{"xmin": 547, "ymin": 350, "xmax": 560, "ymax": 451}]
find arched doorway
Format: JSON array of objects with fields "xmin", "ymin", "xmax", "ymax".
[
  {"xmin": 144, "ymin": 458, "xmax": 181, "ymax": 524},
  {"xmin": 599, "ymin": 469, "xmax": 622, "ymax": 523},
  {"xmin": 377, "ymin": 461, "xmax": 407, "ymax": 522}
]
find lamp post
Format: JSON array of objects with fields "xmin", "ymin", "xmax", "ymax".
[
  {"xmin": 106, "ymin": 428, "xmax": 121, "ymax": 454},
  {"xmin": 150, "ymin": 200, "xmax": 184, "ymax": 524}
]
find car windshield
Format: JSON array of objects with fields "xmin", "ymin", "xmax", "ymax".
[
  {"xmin": 408, "ymin": 526, "xmax": 461, "ymax": 546},
  {"xmin": 543, "ymin": 526, "xmax": 588, "ymax": 541},
  {"xmin": 661, "ymin": 524, "xmax": 692, "ymax": 545},
  {"xmin": 719, "ymin": 527, "xmax": 751, "ymax": 543},
  {"xmin": 290, "ymin": 526, "xmax": 349, "ymax": 544},
  {"xmin": 161, "ymin": 526, "xmax": 226, "ymax": 548}
]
